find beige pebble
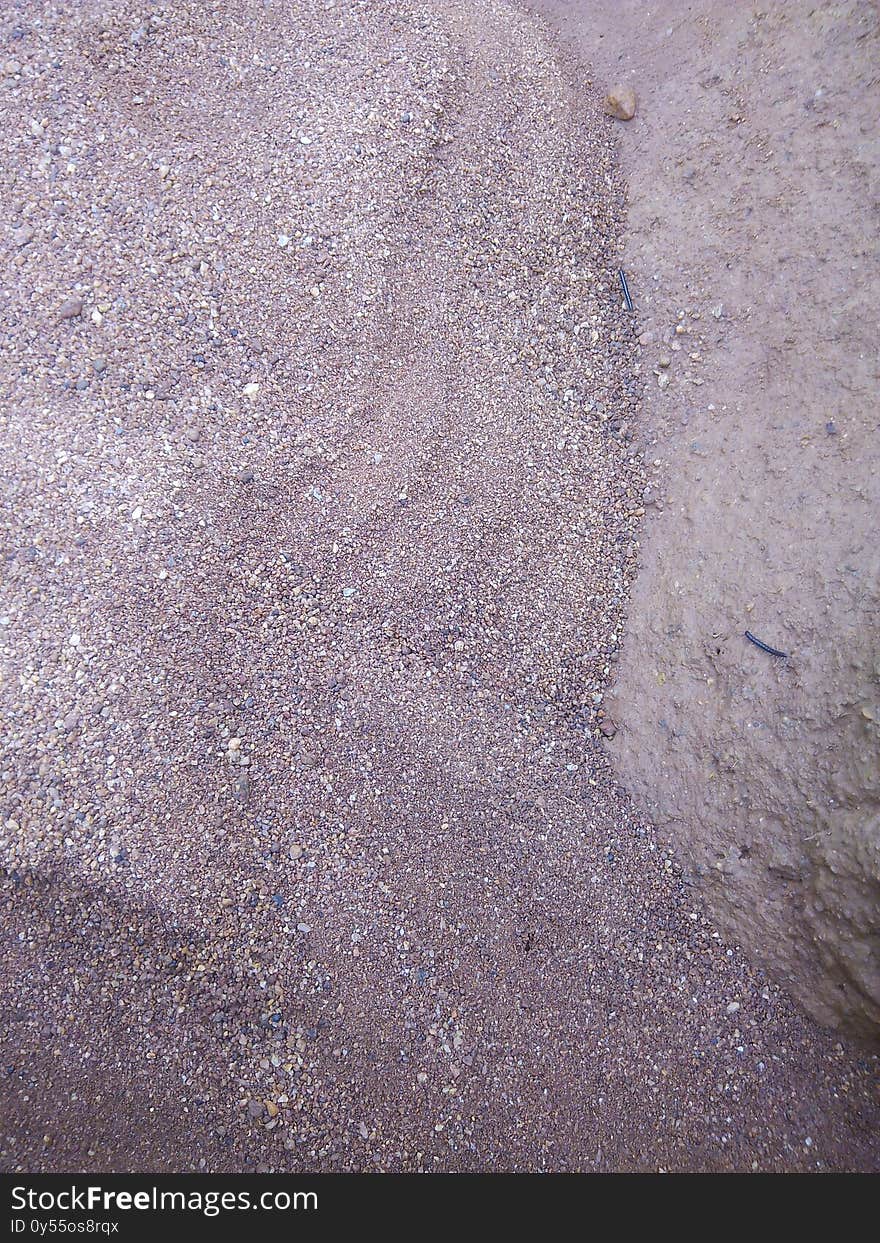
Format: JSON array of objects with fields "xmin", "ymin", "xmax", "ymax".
[{"xmin": 604, "ymin": 84, "xmax": 637, "ymax": 121}]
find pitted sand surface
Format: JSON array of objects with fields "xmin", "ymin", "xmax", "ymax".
[{"xmin": 530, "ymin": 0, "xmax": 880, "ymax": 1044}]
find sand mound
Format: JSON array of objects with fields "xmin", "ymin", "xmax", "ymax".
[{"xmin": 1, "ymin": 0, "xmax": 877, "ymax": 1171}]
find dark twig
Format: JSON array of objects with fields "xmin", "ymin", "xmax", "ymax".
[
  {"xmin": 618, "ymin": 269, "xmax": 633, "ymax": 311},
  {"xmin": 745, "ymin": 630, "xmax": 788, "ymax": 659}
]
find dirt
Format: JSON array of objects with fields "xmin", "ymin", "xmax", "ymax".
[
  {"xmin": 0, "ymin": 0, "xmax": 878, "ymax": 1175},
  {"xmin": 528, "ymin": 0, "xmax": 880, "ymax": 1044}
]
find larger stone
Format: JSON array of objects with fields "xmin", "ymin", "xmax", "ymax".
[{"xmin": 605, "ymin": 84, "xmax": 638, "ymax": 121}]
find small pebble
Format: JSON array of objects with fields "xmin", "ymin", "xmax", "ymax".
[
  {"xmin": 58, "ymin": 295, "xmax": 83, "ymax": 320},
  {"xmin": 604, "ymin": 84, "xmax": 638, "ymax": 121}
]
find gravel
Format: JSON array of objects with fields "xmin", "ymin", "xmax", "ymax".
[{"xmin": 0, "ymin": 0, "xmax": 877, "ymax": 1173}]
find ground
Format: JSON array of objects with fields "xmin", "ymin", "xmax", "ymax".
[
  {"xmin": 0, "ymin": 0, "xmax": 877, "ymax": 1173},
  {"xmin": 530, "ymin": 0, "xmax": 880, "ymax": 1041}
]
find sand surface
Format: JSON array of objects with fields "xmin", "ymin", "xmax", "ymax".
[
  {"xmin": 530, "ymin": 0, "xmax": 880, "ymax": 1043},
  {"xmin": 1, "ymin": 0, "xmax": 877, "ymax": 1172}
]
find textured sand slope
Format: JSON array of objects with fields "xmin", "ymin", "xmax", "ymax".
[
  {"xmin": 1, "ymin": 0, "xmax": 877, "ymax": 1171},
  {"xmin": 530, "ymin": 0, "xmax": 880, "ymax": 1043}
]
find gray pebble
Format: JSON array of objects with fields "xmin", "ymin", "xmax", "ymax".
[{"xmin": 58, "ymin": 295, "xmax": 83, "ymax": 320}]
